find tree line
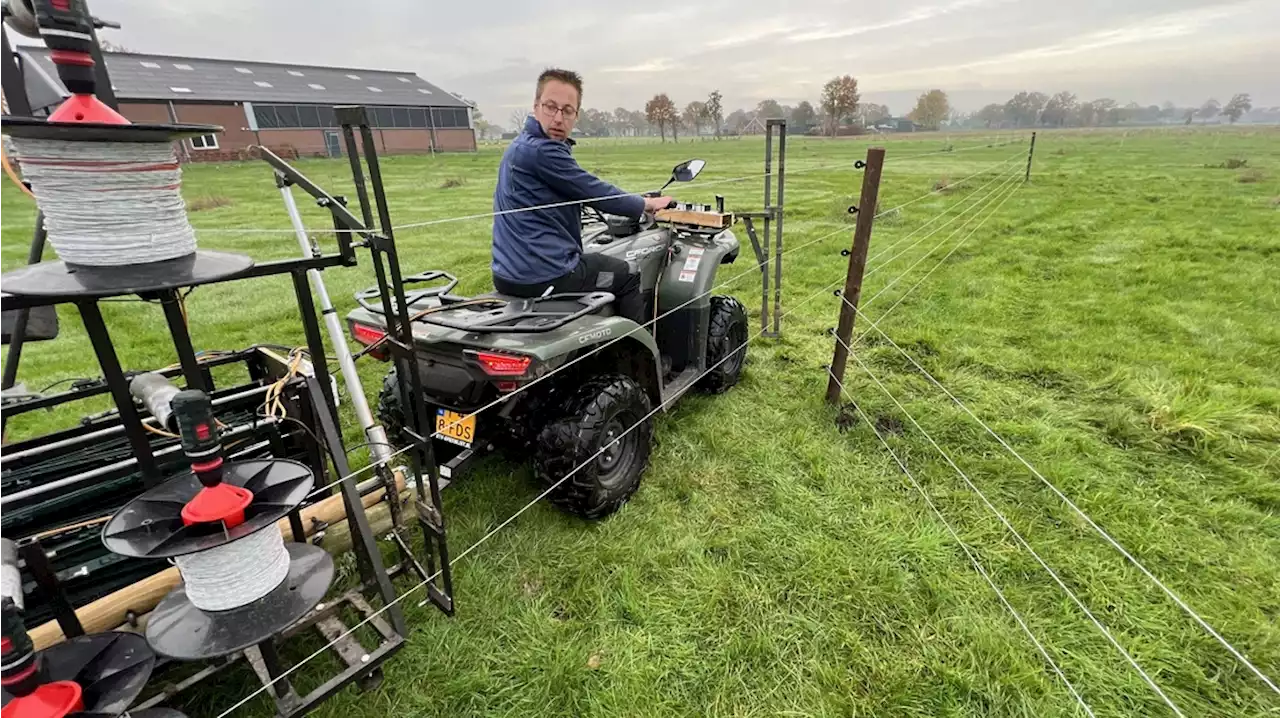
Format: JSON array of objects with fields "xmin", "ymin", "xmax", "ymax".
[
  {"xmin": 969, "ymin": 92, "xmax": 1256, "ymax": 129},
  {"xmin": 492, "ymin": 76, "xmax": 955, "ymax": 141},
  {"xmin": 481, "ymin": 78, "xmax": 1263, "ymax": 141}
]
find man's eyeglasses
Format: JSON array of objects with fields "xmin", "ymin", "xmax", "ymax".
[{"xmin": 539, "ymin": 101, "xmax": 578, "ymax": 120}]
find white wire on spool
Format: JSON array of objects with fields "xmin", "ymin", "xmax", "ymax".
[
  {"xmin": 9, "ymin": 138, "xmax": 197, "ymax": 266},
  {"xmin": 173, "ymin": 525, "xmax": 291, "ymax": 611}
]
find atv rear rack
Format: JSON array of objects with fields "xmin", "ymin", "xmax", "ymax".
[{"xmin": 417, "ymin": 291, "xmax": 615, "ymax": 334}]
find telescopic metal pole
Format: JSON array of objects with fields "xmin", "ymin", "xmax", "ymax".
[{"xmin": 279, "ymin": 184, "xmax": 394, "ymax": 464}]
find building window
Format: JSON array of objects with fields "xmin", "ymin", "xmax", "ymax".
[
  {"xmin": 275, "ymin": 105, "xmax": 300, "ymax": 127},
  {"xmin": 254, "ymin": 104, "xmax": 279, "ymax": 128},
  {"xmin": 254, "ymin": 81, "xmax": 273, "ymax": 88},
  {"xmin": 431, "ymin": 107, "xmax": 468, "ymax": 129},
  {"xmin": 416, "ymin": 88, "xmax": 431, "ymax": 95},
  {"xmin": 235, "ymin": 67, "xmax": 253, "ymax": 74},
  {"xmin": 308, "ymin": 83, "xmax": 326, "ymax": 90},
  {"xmin": 297, "ymin": 105, "xmax": 320, "ymax": 128},
  {"xmin": 140, "ymin": 61, "xmax": 161, "ymax": 69},
  {"xmin": 173, "ymin": 63, "xmax": 194, "ymax": 71},
  {"xmin": 346, "ymin": 74, "xmax": 361, "ymax": 80},
  {"xmin": 189, "ymin": 133, "xmax": 218, "ymax": 150},
  {"xmin": 373, "ymin": 107, "xmax": 395, "ymax": 127},
  {"xmin": 367, "ymin": 86, "xmax": 383, "ymax": 93},
  {"xmin": 398, "ymin": 77, "xmax": 412, "ymax": 83},
  {"xmin": 287, "ymin": 70, "xmax": 305, "ymax": 77},
  {"xmin": 170, "ymin": 87, "xmax": 192, "ymax": 93}
]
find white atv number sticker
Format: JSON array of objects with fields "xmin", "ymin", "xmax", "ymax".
[{"xmin": 678, "ymin": 271, "xmax": 696, "ymax": 282}]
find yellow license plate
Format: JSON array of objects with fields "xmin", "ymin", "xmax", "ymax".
[{"xmin": 436, "ymin": 409, "xmax": 476, "ymax": 447}]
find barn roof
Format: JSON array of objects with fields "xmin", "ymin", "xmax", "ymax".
[{"xmin": 17, "ymin": 47, "xmax": 471, "ymax": 109}]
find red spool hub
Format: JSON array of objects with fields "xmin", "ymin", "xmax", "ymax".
[
  {"xmin": 0, "ymin": 681, "xmax": 83, "ymax": 718},
  {"xmin": 46, "ymin": 94, "xmax": 129, "ymax": 125},
  {"xmin": 181, "ymin": 459, "xmax": 254, "ymax": 528}
]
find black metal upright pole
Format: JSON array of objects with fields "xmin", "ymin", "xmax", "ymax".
[
  {"xmin": 772, "ymin": 120, "xmax": 786, "ymax": 337},
  {"xmin": 291, "ymin": 270, "xmax": 338, "ymax": 421},
  {"xmin": 761, "ymin": 128, "xmax": 773, "ymax": 334},
  {"xmin": 1, "ymin": 217, "xmax": 47, "ymax": 391},
  {"xmin": 77, "ymin": 301, "xmax": 161, "ymax": 483},
  {"xmin": 158, "ymin": 290, "xmax": 207, "ymax": 393}
]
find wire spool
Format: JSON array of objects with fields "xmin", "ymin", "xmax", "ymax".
[
  {"xmin": 99, "ymin": 459, "xmax": 333, "ymax": 660},
  {"xmin": 0, "ymin": 628, "xmax": 180, "ymax": 718},
  {"xmin": 7, "ymin": 138, "xmax": 197, "ymax": 267}
]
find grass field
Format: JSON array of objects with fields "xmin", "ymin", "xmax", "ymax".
[{"xmin": 3, "ymin": 126, "xmax": 1279, "ymax": 717}]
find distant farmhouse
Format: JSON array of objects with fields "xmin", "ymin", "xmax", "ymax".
[{"xmin": 16, "ymin": 48, "xmax": 476, "ymax": 160}]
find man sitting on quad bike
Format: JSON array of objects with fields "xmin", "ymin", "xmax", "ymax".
[{"xmin": 491, "ymin": 67, "xmax": 673, "ymax": 324}]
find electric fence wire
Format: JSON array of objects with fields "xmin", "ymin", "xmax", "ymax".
[
  {"xmin": 296, "ymin": 153, "xmax": 1025, "ymax": 501},
  {"xmin": 215, "ymin": 261, "xmax": 860, "ymax": 718},
  {"xmin": 855, "ymin": 170, "xmax": 1025, "ymax": 311},
  {"xmin": 824, "ymin": 367, "xmax": 1097, "ymax": 718},
  {"xmin": 193, "ymin": 138, "xmax": 1027, "ymax": 237},
  {"xmin": 837, "ymin": 296, "xmax": 1280, "ymax": 697},
  {"xmin": 856, "ymin": 174, "xmax": 1021, "ymax": 338},
  {"xmin": 831, "ymin": 328, "xmax": 1187, "ymax": 717}
]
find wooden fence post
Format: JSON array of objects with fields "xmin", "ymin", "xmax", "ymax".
[
  {"xmin": 825, "ymin": 147, "xmax": 885, "ymax": 404},
  {"xmin": 1025, "ymin": 131, "xmax": 1037, "ymax": 182}
]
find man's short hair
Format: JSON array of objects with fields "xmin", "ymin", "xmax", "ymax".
[{"xmin": 536, "ymin": 68, "xmax": 583, "ymax": 106}]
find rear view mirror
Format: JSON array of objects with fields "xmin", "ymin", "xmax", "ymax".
[
  {"xmin": 672, "ymin": 159, "xmax": 706, "ymax": 182},
  {"xmin": 661, "ymin": 159, "xmax": 706, "ymax": 190}
]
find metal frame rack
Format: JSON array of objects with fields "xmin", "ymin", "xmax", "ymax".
[
  {"xmin": 0, "ymin": 107, "xmax": 455, "ymax": 714},
  {"xmin": 737, "ymin": 118, "xmax": 787, "ymax": 337}
]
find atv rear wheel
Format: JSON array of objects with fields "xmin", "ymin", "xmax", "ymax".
[
  {"xmin": 698, "ymin": 295, "xmax": 748, "ymax": 393},
  {"xmin": 535, "ymin": 373, "xmax": 652, "ymax": 520},
  {"xmin": 376, "ymin": 366, "xmax": 433, "ymax": 464}
]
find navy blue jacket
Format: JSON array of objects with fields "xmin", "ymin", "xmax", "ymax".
[{"xmin": 491, "ymin": 115, "xmax": 646, "ymax": 284}]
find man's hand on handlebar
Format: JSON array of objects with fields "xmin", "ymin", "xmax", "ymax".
[{"xmin": 643, "ymin": 195, "xmax": 676, "ymax": 213}]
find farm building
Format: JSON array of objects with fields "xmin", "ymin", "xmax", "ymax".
[{"xmin": 13, "ymin": 48, "xmax": 476, "ymax": 160}]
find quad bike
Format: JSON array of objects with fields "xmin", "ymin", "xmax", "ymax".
[{"xmin": 346, "ymin": 159, "xmax": 749, "ymax": 519}]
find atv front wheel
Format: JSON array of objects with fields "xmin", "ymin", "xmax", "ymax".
[
  {"xmin": 535, "ymin": 374, "xmax": 653, "ymax": 520},
  {"xmin": 698, "ymin": 295, "xmax": 748, "ymax": 393}
]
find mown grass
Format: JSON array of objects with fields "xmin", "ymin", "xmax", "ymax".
[{"xmin": 2, "ymin": 125, "xmax": 1278, "ymax": 717}]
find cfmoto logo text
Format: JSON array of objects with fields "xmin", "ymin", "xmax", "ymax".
[
  {"xmin": 578, "ymin": 327, "xmax": 612, "ymax": 344},
  {"xmin": 625, "ymin": 245, "xmax": 663, "ymax": 260}
]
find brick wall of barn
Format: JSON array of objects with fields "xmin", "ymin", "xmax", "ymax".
[{"xmin": 116, "ymin": 101, "xmax": 475, "ymax": 161}]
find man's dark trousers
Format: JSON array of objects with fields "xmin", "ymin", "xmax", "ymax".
[{"xmin": 493, "ymin": 253, "xmax": 645, "ymax": 324}]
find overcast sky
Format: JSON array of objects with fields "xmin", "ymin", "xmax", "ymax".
[{"xmin": 35, "ymin": 0, "xmax": 1280, "ymax": 125}]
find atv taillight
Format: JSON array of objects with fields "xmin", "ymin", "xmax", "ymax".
[
  {"xmin": 351, "ymin": 323, "xmax": 388, "ymax": 360},
  {"xmin": 351, "ymin": 323, "xmax": 386, "ymax": 345},
  {"xmin": 475, "ymin": 351, "xmax": 531, "ymax": 377}
]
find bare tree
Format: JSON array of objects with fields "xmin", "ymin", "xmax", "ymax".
[
  {"xmin": 645, "ymin": 94, "xmax": 678, "ymax": 142},
  {"xmin": 683, "ymin": 101, "xmax": 707, "ymax": 138},
  {"xmin": 907, "ymin": 89, "xmax": 950, "ymax": 130},
  {"xmin": 820, "ymin": 75, "xmax": 860, "ymax": 136},
  {"xmin": 509, "ymin": 109, "xmax": 529, "ymax": 131},
  {"xmin": 1222, "ymin": 93, "xmax": 1252, "ymax": 123},
  {"xmin": 705, "ymin": 90, "xmax": 724, "ymax": 139}
]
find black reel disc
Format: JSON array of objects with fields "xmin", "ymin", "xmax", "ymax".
[
  {"xmin": 0, "ymin": 632, "xmax": 155, "ymax": 718},
  {"xmin": 145, "ymin": 543, "xmax": 334, "ymax": 660},
  {"xmin": 0, "ymin": 116, "xmax": 222, "ymax": 143},
  {"xmin": 101, "ymin": 459, "xmax": 313, "ymax": 559},
  {"xmin": 0, "ymin": 251, "xmax": 254, "ymax": 300}
]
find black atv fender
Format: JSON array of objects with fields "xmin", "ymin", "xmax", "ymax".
[
  {"xmin": 544, "ymin": 317, "xmax": 663, "ymax": 406},
  {"xmin": 654, "ymin": 230, "xmax": 740, "ymax": 375}
]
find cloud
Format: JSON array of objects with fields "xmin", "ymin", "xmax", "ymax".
[
  {"xmin": 603, "ymin": 58, "xmax": 677, "ymax": 73},
  {"xmin": 787, "ymin": 0, "xmax": 1002, "ymax": 42}
]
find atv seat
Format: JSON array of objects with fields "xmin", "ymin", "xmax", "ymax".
[
  {"xmin": 480, "ymin": 293, "xmax": 616, "ymax": 318},
  {"xmin": 417, "ymin": 291, "xmax": 615, "ymax": 333}
]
